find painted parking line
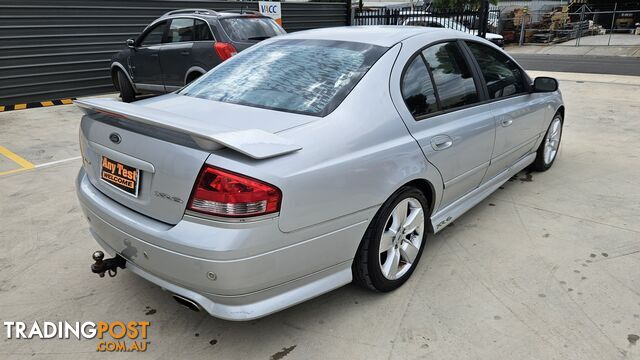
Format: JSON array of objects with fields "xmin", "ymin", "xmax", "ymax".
[
  {"xmin": 35, "ymin": 156, "xmax": 81, "ymax": 169},
  {"xmin": 0, "ymin": 145, "xmax": 35, "ymax": 176},
  {"xmin": 0, "ymin": 146, "xmax": 81, "ymax": 177},
  {"xmin": 0, "ymin": 167, "xmax": 31, "ymax": 176}
]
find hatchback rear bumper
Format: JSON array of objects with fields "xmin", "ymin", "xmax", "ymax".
[{"xmin": 76, "ymin": 169, "xmax": 368, "ymax": 320}]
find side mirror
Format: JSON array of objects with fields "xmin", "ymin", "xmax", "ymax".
[
  {"xmin": 533, "ymin": 77, "xmax": 558, "ymax": 92},
  {"xmin": 126, "ymin": 39, "xmax": 135, "ymax": 49}
]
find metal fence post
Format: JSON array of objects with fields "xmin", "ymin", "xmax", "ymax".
[
  {"xmin": 478, "ymin": 0, "xmax": 489, "ymax": 38},
  {"xmin": 576, "ymin": 5, "xmax": 585, "ymax": 47},
  {"xmin": 608, "ymin": 2, "xmax": 618, "ymax": 46},
  {"xmin": 519, "ymin": 13, "xmax": 526, "ymax": 46},
  {"xmin": 346, "ymin": 0, "xmax": 352, "ymax": 26}
]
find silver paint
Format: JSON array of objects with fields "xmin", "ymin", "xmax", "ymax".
[{"xmin": 75, "ymin": 26, "xmax": 564, "ymax": 320}]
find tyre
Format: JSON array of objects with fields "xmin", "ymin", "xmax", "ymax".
[
  {"xmin": 531, "ymin": 113, "xmax": 563, "ymax": 171},
  {"xmin": 117, "ymin": 70, "xmax": 136, "ymax": 103},
  {"xmin": 185, "ymin": 72, "xmax": 202, "ymax": 85},
  {"xmin": 353, "ymin": 186, "xmax": 428, "ymax": 292}
]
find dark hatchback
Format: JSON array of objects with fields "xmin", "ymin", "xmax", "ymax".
[{"xmin": 110, "ymin": 9, "xmax": 286, "ymax": 102}]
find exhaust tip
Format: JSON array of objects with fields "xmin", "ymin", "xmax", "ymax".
[{"xmin": 172, "ymin": 294, "xmax": 201, "ymax": 312}]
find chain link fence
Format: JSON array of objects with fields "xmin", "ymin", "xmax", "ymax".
[
  {"xmin": 353, "ymin": 7, "xmax": 481, "ymax": 32},
  {"xmin": 496, "ymin": 3, "xmax": 640, "ymax": 46}
]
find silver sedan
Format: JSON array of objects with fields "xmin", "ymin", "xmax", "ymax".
[{"xmin": 75, "ymin": 26, "xmax": 564, "ymax": 320}]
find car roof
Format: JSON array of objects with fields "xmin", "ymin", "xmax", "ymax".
[{"xmin": 280, "ymin": 26, "xmax": 464, "ymax": 47}]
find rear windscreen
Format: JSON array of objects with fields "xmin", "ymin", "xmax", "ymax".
[
  {"xmin": 219, "ymin": 17, "xmax": 285, "ymax": 42},
  {"xmin": 179, "ymin": 39, "xmax": 388, "ymax": 117}
]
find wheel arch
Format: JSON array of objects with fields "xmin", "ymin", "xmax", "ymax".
[
  {"xmin": 373, "ymin": 176, "xmax": 439, "ymax": 235},
  {"xmin": 110, "ymin": 62, "xmax": 137, "ymax": 92},
  {"xmin": 110, "ymin": 67, "xmax": 119, "ymax": 91},
  {"xmin": 352, "ymin": 179, "xmax": 434, "ymax": 291},
  {"xmin": 556, "ymin": 105, "xmax": 565, "ymax": 119},
  {"xmin": 184, "ymin": 66, "xmax": 206, "ymax": 85},
  {"xmin": 401, "ymin": 178, "xmax": 436, "ymax": 220}
]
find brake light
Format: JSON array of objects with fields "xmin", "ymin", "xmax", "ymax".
[
  {"xmin": 214, "ymin": 42, "xmax": 237, "ymax": 61},
  {"xmin": 187, "ymin": 165, "xmax": 281, "ymax": 218}
]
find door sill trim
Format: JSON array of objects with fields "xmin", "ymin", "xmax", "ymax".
[
  {"xmin": 430, "ymin": 152, "xmax": 536, "ymax": 233},
  {"xmin": 135, "ymin": 83, "xmax": 165, "ymax": 93}
]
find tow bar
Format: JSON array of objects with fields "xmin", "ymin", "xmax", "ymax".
[{"xmin": 91, "ymin": 250, "xmax": 126, "ymax": 277}]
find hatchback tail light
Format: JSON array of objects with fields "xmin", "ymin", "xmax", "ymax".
[
  {"xmin": 187, "ymin": 165, "xmax": 281, "ymax": 218},
  {"xmin": 214, "ymin": 42, "xmax": 237, "ymax": 61}
]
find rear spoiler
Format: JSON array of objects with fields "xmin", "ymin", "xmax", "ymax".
[{"xmin": 74, "ymin": 98, "xmax": 302, "ymax": 160}]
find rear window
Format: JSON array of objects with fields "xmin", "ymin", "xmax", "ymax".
[
  {"xmin": 220, "ymin": 17, "xmax": 285, "ymax": 42},
  {"xmin": 179, "ymin": 39, "xmax": 388, "ymax": 116}
]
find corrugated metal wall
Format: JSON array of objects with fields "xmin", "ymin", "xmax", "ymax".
[{"xmin": 0, "ymin": 0, "xmax": 349, "ymax": 106}]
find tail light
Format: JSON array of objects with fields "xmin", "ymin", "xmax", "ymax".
[
  {"xmin": 214, "ymin": 42, "xmax": 237, "ymax": 61},
  {"xmin": 187, "ymin": 165, "xmax": 281, "ymax": 218}
]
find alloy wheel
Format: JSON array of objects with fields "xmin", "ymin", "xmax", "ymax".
[
  {"xmin": 378, "ymin": 198, "xmax": 425, "ymax": 280},
  {"xmin": 544, "ymin": 117, "xmax": 562, "ymax": 165}
]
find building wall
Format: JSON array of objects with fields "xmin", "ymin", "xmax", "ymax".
[{"xmin": 0, "ymin": 0, "xmax": 349, "ymax": 105}]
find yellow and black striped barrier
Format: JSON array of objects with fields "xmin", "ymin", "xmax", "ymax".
[{"xmin": 0, "ymin": 98, "xmax": 76, "ymax": 113}]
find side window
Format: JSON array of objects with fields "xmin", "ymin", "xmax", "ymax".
[
  {"xmin": 167, "ymin": 18, "xmax": 195, "ymax": 43},
  {"xmin": 401, "ymin": 56, "xmax": 438, "ymax": 118},
  {"xmin": 422, "ymin": 42, "xmax": 479, "ymax": 111},
  {"xmin": 195, "ymin": 20, "xmax": 213, "ymax": 41},
  {"xmin": 466, "ymin": 42, "xmax": 526, "ymax": 99},
  {"xmin": 140, "ymin": 21, "xmax": 167, "ymax": 46}
]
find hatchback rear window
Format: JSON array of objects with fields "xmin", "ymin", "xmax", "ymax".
[
  {"xmin": 179, "ymin": 39, "xmax": 388, "ymax": 116},
  {"xmin": 220, "ymin": 17, "xmax": 285, "ymax": 41}
]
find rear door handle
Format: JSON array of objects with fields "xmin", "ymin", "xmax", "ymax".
[
  {"xmin": 180, "ymin": 51, "xmax": 190, "ymax": 56},
  {"xmin": 501, "ymin": 118, "xmax": 513, "ymax": 127},
  {"xmin": 430, "ymin": 135, "xmax": 453, "ymax": 151}
]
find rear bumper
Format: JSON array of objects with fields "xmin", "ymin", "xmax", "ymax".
[{"xmin": 76, "ymin": 168, "xmax": 369, "ymax": 320}]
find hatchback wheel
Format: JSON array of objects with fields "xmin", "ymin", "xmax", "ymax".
[
  {"xmin": 117, "ymin": 70, "xmax": 136, "ymax": 103},
  {"xmin": 185, "ymin": 72, "xmax": 202, "ymax": 85},
  {"xmin": 532, "ymin": 113, "xmax": 563, "ymax": 171},
  {"xmin": 353, "ymin": 187, "xmax": 427, "ymax": 292}
]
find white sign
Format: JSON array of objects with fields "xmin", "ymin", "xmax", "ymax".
[{"xmin": 258, "ymin": 1, "xmax": 282, "ymax": 26}]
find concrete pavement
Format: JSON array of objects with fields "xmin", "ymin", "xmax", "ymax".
[
  {"xmin": 507, "ymin": 43, "xmax": 640, "ymax": 57},
  {"xmin": 558, "ymin": 34, "xmax": 640, "ymax": 47},
  {"xmin": 1, "ymin": 72, "xmax": 639, "ymax": 359}
]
